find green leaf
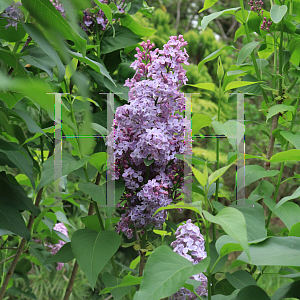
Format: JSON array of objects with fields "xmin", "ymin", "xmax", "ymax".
[
  {"xmin": 198, "ymin": 46, "xmax": 236, "ymax": 72},
  {"xmin": 289, "ymin": 222, "xmax": 300, "ymax": 237},
  {"xmin": 248, "ymin": 180, "xmax": 274, "ymax": 201},
  {"xmin": 101, "ymin": 24, "xmax": 142, "ymax": 54},
  {"xmin": 93, "ymin": 0, "xmax": 112, "ymax": 24},
  {"xmin": 100, "ymin": 274, "xmax": 142, "ymax": 295},
  {"xmin": 0, "ymin": 139, "xmax": 35, "ymax": 189},
  {"xmin": 153, "ymin": 201, "xmax": 202, "ymax": 216},
  {"xmin": 0, "ymin": 92, "xmax": 23, "ymax": 109},
  {"xmin": 71, "ymin": 229, "xmax": 121, "ymax": 289},
  {"xmin": 81, "ymin": 215, "xmax": 101, "ymax": 232},
  {"xmin": 209, "ymin": 241, "xmax": 228, "ymax": 274},
  {"xmin": 78, "ymin": 182, "xmax": 106, "ymax": 205},
  {"xmin": 280, "ymin": 131, "xmax": 300, "ymax": 149},
  {"xmin": 192, "ymin": 114, "xmax": 213, "ymax": 134},
  {"xmin": 236, "ymin": 165, "xmax": 279, "ymax": 192},
  {"xmin": 188, "ymin": 83, "xmax": 216, "ymax": 93},
  {"xmin": 0, "ymin": 19, "xmax": 26, "ymax": 42},
  {"xmin": 270, "ymin": 4, "xmax": 287, "ymax": 23},
  {"xmin": 203, "ymin": 208, "xmax": 251, "ymax": 262},
  {"xmin": 21, "ymin": 0, "xmax": 87, "ymax": 56},
  {"xmin": 216, "ymin": 235, "xmax": 243, "ymax": 257},
  {"xmin": 235, "ymin": 285, "xmax": 270, "ymax": 300},
  {"xmin": 21, "ymin": 23, "xmax": 65, "ymax": 82},
  {"xmin": 201, "ymin": 8, "xmax": 239, "ymax": 31},
  {"xmin": 230, "ymin": 200, "xmax": 267, "ymax": 242},
  {"xmin": 144, "ymin": 158, "xmax": 154, "ymax": 166},
  {"xmin": 133, "ymin": 245, "xmax": 209, "ymax": 300},
  {"xmin": 211, "ymin": 120, "xmax": 244, "ymax": 151},
  {"xmin": 121, "ymin": 13, "xmax": 156, "ymax": 37},
  {"xmin": 43, "ymin": 242, "xmax": 74, "ymax": 265},
  {"xmin": 208, "ymin": 163, "xmax": 233, "ymax": 186},
  {"xmin": 266, "ymin": 104, "xmax": 294, "ymax": 122},
  {"xmin": 268, "ymin": 149, "xmax": 300, "ymax": 162},
  {"xmin": 225, "ymin": 81, "xmax": 258, "ymax": 92},
  {"xmin": 15, "ymin": 258, "xmax": 32, "ymax": 274},
  {"xmin": 0, "ymin": 204, "xmax": 30, "ymax": 241},
  {"xmin": 37, "ymin": 153, "xmax": 89, "ymax": 190},
  {"xmin": 0, "ymin": 73, "xmax": 56, "ymax": 119},
  {"xmin": 274, "ymin": 202, "xmax": 300, "ymax": 230},
  {"xmin": 199, "ymin": 0, "xmax": 219, "ymax": 13},
  {"xmin": 237, "ymin": 42, "xmax": 260, "ymax": 66},
  {"xmin": 214, "ymin": 279, "xmax": 236, "ymax": 296},
  {"xmin": 67, "ymin": 50, "xmax": 115, "ymax": 86},
  {"xmin": 89, "ymin": 152, "xmax": 107, "ymax": 172},
  {"xmin": 225, "ymin": 270, "xmax": 257, "ymax": 289},
  {"xmin": 238, "ymin": 236, "xmax": 300, "ymax": 266},
  {"xmin": 272, "ymin": 280, "xmax": 300, "ymax": 300},
  {"xmin": 0, "ymin": 0, "xmax": 14, "ymax": 12},
  {"xmin": 192, "ymin": 166, "xmax": 207, "ymax": 187}
]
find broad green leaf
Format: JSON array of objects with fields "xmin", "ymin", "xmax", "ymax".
[
  {"xmin": 214, "ymin": 278, "xmax": 236, "ymax": 296},
  {"xmin": 268, "ymin": 149, "xmax": 300, "ymax": 162},
  {"xmin": 198, "ymin": 46, "xmax": 236, "ymax": 72},
  {"xmin": 209, "ymin": 241, "xmax": 228, "ymax": 274},
  {"xmin": 237, "ymin": 42, "xmax": 260, "ymax": 66},
  {"xmin": 15, "ymin": 258, "xmax": 32, "ymax": 274},
  {"xmin": 289, "ymin": 222, "xmax": 300, "ymax": 237},
  {"xmin": 21, "ymin": 0, "xmax": 87, "ymax": 55},
  {"xmin": 201, "ymin": 8, "xmax": 239, "ymax": 31},
  {"xmin": 192, "ymin": 114, "xmax": 213, "ymax": 134},
  {"xmin": 192, "ymin": 166, "xmax": 207, "ymax": 187},
  {"xmin": 225, "ymin": 81, "xmax": 258, "ymax": 92},
  {"xmin": 211, "ymin": 120, "xmax": 244, "ymax": 151},
  {"xmin": 21, "ymin": 23, "xmax": 65, "ymax": 82},
  {"xmin": 274, "ymin": 186, "xmax": 300, "ymax": 210},
  {"xmin": 238, "ymin": 236, "xmax": 300, "ymax": 266},
  {"xmin": 101, "ymin": 24, "xmax": 142, "ymax": 54},
  {"xmin": 235, "ymin": 285, "xmax": 270, "ymax": 300},
  {"xmin": 0, "ymin": 204, "xmax": 30, "ymax": 241},
  {"xmin": 71, "ymin": 229, "xmax": 121, "ymax": 289},
  {"xmin": 230, "ymin": 200, "xmax": 267, "ymax": 242},
  {"xmin": 0, "ymin": 92, "xmax": 23, "ymax": 109},
  {"xmin": 43, "ymin": 242, "xmax": 74, "ymax": 264},
  {"xmin": 248, "ymin": 180, "xmax": 274, "ymax": 201},
  {"xmin": 121, "ymin": 13, "xmax": 156, "ymax": 37},
  {"xmin": 225, "ymin": 270, "xmax": 257, "ymax": 289},
  {"xmin": 216, "ymin": 235, "xmax": 243, "ymax": 257},
  {"xmin": 0, "ymin": 73, "xmax": 55, "ymax": 119},
  {"xmin": 188, "ymin": 83, "xmax": 216, "ymax": 93},
  {"xmin": 100, "ymin": 274, "xmax": 142, "ymax": 295},
  {"xmin": 62, "ymin": 123, "xmax": 81, "ymax": 157},
  {"xmin": 236, "ymin": 165, "xmax": 279, "ymax": 192},
  {"xmin": 0, "ymin": 139, "xmax": 35, "ymax": 188},
  {"xmin": 81, "ymin": 215, "xmax": 101, "ymax": 232},
  {"xmin": 270, "ymin": 4, "xmax": 287, "ymax": 23},
  {"xmin": 0, "ymin": 0, "xmax": 14, "ymax": 12},
  {"xmin": 199, "ymin": 0, "xmax": 219, "ymax": 13},
  {"xmin": 266, "ymin": 104, "xmax": 295, "ymax": 122},
  {"xmin": 78, "ymin": 182, "xmax": 106, "ymax": 205},
  {"xmin": 144, "ymin": 158, "xmax": 154, "ymax": 166},
  {"xmin": 272, "ymin": 280, "xmax": 300, "ymax": 300},
  {"xmin": 67, "ymin": 50, "xmax": 115, "ymax": 86},
  {"xmin": 0, "ymin": 19, "xmax": 26, "ymax": 42},
  {"xmin": 37, "ymin": 153, "xmax": 89, "ymax": 190},
  {"xmin": 280, "ymin": 131, "xmax": 300, "ymax": 149},
  {"xmin": 274, "ymin": 202, "xmax": 300, "ymax": 230},
  {"xmin": 153, "ymin": 201, "xmax": 202, "ymax": 216},
  {"xmin": 203, "ymin": 208, "xmax": 251, "ymax": 262},
  {"xmin": 133, "ymin": 245, "xmax": 209, "ymax": 300},
  {"xmin": 208, "ymin": 163, "xmax": 233, "ymax": 186},
  {"xmin": 89, "ymin": 152, "xmax": 107, "ymax": 172}
]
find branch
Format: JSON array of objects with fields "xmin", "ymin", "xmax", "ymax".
[{"xmin": 175, "ymin": 0, "xmax": 182, "ymax": 33}]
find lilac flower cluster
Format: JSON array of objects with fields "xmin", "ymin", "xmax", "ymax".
[
  {"xmin": 248, "ymin": 0, "xmax": 264, "ymax": 16},
  {"xmin": 45, "ymin": 223, "xmax": 69, "ymax": 271},
  {"xmin": 169, "ymin": 219, "xmax": 208, "ymax": 299},
  {"xmin": 0, "ymin": 1, "xmax": 23, "ymax": 30},
  {"xmin": 49, "ymin": 0, "xmax": 124, "ymax": 33},
  {"xmin": 261, "ymin": 16, "xmax": 272, "ymax": 31},
  {"xmin": 106, "ymin": 36, "xmax": 193, "ymax": 239}
]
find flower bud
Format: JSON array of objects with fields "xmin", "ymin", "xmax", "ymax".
[{"xmin": 217, "ymin": 56, "xmax": 224, "ymax": 81}]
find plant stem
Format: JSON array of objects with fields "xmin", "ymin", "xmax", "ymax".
[
  {"xmin": 204, "ymin": 194, "xmax": 211, "ymax": 300},
  {"xmin": 266, "ymin": 83, "xmax": 300, "ymax": 227},
  {"xmin": 239, "ymin": 0, "xmax": 270, "ymax": 104},
  {"xmin": 256, "ymin": 266, "xmax": 267, "ymax": 282}
]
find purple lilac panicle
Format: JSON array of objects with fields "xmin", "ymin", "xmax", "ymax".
[
  {"xmin": 106, "ymin": 36, "xmax": 193, "ymax": 239},
  {"xmin": 169, "ymin": 219, "xmax": 208, "ymax": 299},
  {"xmin": 45, "ymin": 222, "xmax": 69, "ymax": 271},
  {"xmin": 0, "ymin": 1, "xmax": 23, "ymax": 30}
]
